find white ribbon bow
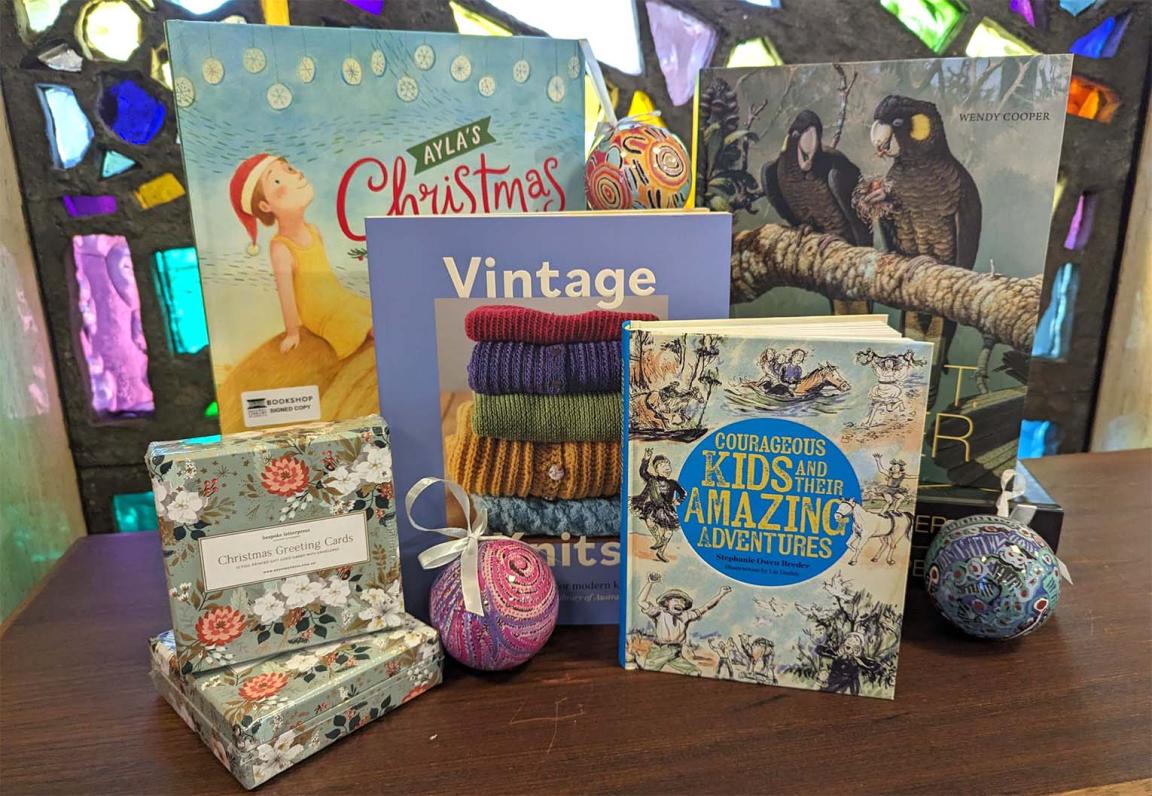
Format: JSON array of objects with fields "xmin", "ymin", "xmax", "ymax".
[
  {"xmin": 405, "ymin": 477, "xmax": 503, "ymax": 616},
  {"xmin": 996, "ymin": 468, "xmax": 1072, "ymax": 584}
]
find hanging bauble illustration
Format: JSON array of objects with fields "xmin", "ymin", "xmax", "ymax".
[
  {"xmin": 297, "ymin": 55, "xmax": 316, "ymax": 83},
  {"xmin": 397, "ymin": 75, "xmax": 419, "ymax": 102},
  {"xmin": 478, "ymin": 75, "xmax": 496, "ymax": 97},
  {"xmin": 547, "ymin": 75, "xmax": 565, "ymax": 102},
  {"xmin": 414, "ymin": 44, "xmax": 435, "ymax": 70},
  {"xmin": 567, "ymin": 55, "xmax": 581, "ymax": 79},
  {"xmin": 342, "ymin": 56, "xmax": 363, "ymax": 85},
  {"xmin": 201, "ymin": 56, "xmax": 224, "ymax": 85},
  {"xmin": 450, "ymin": 54, "xmax": 471, "ymax": 82},
  {"xmin": 370, "ymin": 49, "xmax": 386, "ymax": 76},
  {"xmin": 242, "ymin": 47, "xmax": 266, "ymax": 74},
  {"xmin": 266, "ymin": 82, "xmax": 293, "ymax": 110},
  {"xmin": 173, "ymin": 76, "xmax": 195, "ymax": 108},
  {"xmin": 512, "ymin": 59, "xmax": 530, "ymax": 83}
]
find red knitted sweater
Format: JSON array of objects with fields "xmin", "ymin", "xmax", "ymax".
[{"xmin": 464, "ymin": 306, "xmax": 659, "ymax": 344}]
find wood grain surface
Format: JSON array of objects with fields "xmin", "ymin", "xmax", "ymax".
[{"xmin": 1, "ymin": 449, "xmax": 1149, "ymax": 795}]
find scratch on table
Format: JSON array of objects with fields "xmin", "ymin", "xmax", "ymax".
[{"xmin": 508, "ymin": 696, "xmax": 587, "ymax": 754}]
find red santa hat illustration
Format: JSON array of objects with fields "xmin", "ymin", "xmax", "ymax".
[{"xmin": 229, "ymin": 153, "xmax": 279, "ymax": 256}]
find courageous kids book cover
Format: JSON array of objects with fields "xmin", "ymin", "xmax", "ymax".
[
  {"xmin": 693, "ymin": 56, "xmax": 1071, "ymax": 490},
  {"xmin": 167, "ymin": 22, "xmax": 587, "ymax": 433},
  {"xmin": 365, "ymin": 212, "xmax": 732, "ymax": 622},
  {"xmin": 621, "ymin": 318, "xmax": 931, "ymax": 699}
]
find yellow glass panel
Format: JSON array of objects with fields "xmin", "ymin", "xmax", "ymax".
[
  {"xmin": 16, "ymin": 0, "xmax": 68, "ymax": 41},
  {"xmin": 964, "ymin": 18, "xmax": 1039, "ymax": 57},
  {"xmin": 726, "ymin": 37, "xmax": 783, "ymax": 67},
  {"xmin": 260, "ymin": 0, "xmax": 289, "ymax": 25},
  {"xmin": 150, "ymin": 45, "xmax": 172, "ymax": 90},
  {"xmin": 76, "ymin": 0, "xmax": 142, "ymax": 62},
  {"xmin": 627, "ymin": 89, "xmax": 666, "ymax": 128},
  {"xmin": 134, "ymin": 173, "xmax": 186, "ymax": 209},
  {"xmin": 450, "ymin": 1, "xmax": 512, "ymax": 36}
]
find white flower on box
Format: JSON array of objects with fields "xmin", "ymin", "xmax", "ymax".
[
  {"xmin": 253, "ymin": 591, "xmax": 286, "ymax": 625},
  {"xmin": 353, "ymin": 445, "xmax": 393, "ymax": 485},
  {"xmin": 166, "ymin": 489, "xmax": 204, "ymax": 525},
  {"xmin": 253, "ymin": 730, "xmax": 303, "ymax": 780},
  {"xmin": 153, "ymin": 482, "xmax": 169, "ymax": 505},
  {"xmin": 319, "ymin": 575, "xmax": 351, "ymax": 608},
  {"xmin": 168, "ymin": 582, "xmax": 193, "ymax": 603},
  {"xmin": 281, "ymin": 575, "xmax": 322, "ymax": 609},
  {"xmin": 326, "ymin": 466, "xmax": 361, "ymax": 496},
  {"xmin": 358, "ymin": 582, "xmax": 404, "ymax": 631}
]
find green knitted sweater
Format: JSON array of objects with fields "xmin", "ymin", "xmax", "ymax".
[{"xmin": 471, "ymin": 392, "xmax": 622, "ymax": 442}]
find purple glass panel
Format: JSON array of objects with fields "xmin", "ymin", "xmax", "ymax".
[
  {"xmin": 342, "ymin": 0, "xmax": 383, "ymax": 13},
  {"xmin": 646, "ymin": 0, "xmax": 717, "ymax": 106},
  {"xmin": 62, "ymin": 194, "xmax": 118, "ymax": 217},
  {"xmin": 1009, "ymin": 0, "xmax": 1048, "ymax": 29},
  {"xmin": 1063, "ymin": 192, "xmax": 1097, "ymax": 250},
  {"xmin": 71, "ymin": 234, "xmax": 154, "ymax": 416}
]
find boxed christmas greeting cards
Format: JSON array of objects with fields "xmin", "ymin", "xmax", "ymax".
[
  {"xmin": 621, "ymin": 316, "xmax": 931, "ymax": 699},
  {"xmin": 167, "ymin": 22, "xmax": 587, "ymax": 433},
  {"xmin": 147, "ymin": 416, "xmax": 402, "ymax": 673},
  {"xmin": 150, "ymin": 617, "xmax": 442, "ymax": 789},
  {"xmin": 694, "ymin": 55, "xmax": 1071, "ymax": 489},
  {"xmin": 366, "ymin": 212, "xmax": 732, "ymax": 621}
]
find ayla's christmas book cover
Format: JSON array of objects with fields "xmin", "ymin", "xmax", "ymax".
[
  {"xmin": 167, "ymin": 22, "xmax": 587, "ymax": 433},
  {"xmin": 621, "ymin": 317, "xmax": 931, "ymax": 699},
  {"xmin": 365, "ymin": 212, "xmax": 732, "ymax": 622},
  {"xmin": 693, "ymin": 56, "xmax": 1071, "ymax": 490}
]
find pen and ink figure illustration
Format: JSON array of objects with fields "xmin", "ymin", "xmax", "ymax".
[
  {"xmin": 708, "ymin": 636, "xmax": 739, "ymax": 680},
  {"xmin": 870, "ymin": 452, "xmax": 910, "ymax": 512},
  {"xmin": 816, "ymin": 632, "xmax": 882, "ymax": 696},
  {"xmin": 727, "ymin": 342, "xmax": 850, "ymax": 415},
  {"xmin": 848, "ymin": 348, "xmax": 926, "ymax": 432},
  {"xmin": 737, "ymin": 633, "xmax": 779, "ymax": 684},
  {"xmin": 230, "ymin": 153, "xmax": 374, "ymax": 359},
  {"xmin": 636, "ymin": 572, "xmax": 732, "ymax": 675},
  {"xmin": 629, "ymin": 331, "xmax": 723, "ymax": 442},
  {"xmin": 835, "ymin": 496, "xmax": 913, "ymax": 567},
  {"xmin": 630, "ymin": 448, "xmax": 686, "ymax": 562}
]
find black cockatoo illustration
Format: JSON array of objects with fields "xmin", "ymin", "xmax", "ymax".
[
  {"xmin": 762, "ymin": 110, "xmax": 873, "ymax": 315},
  {"xmin": 858, "ymin": 95, "xmax": 982, "ymax": 404}
]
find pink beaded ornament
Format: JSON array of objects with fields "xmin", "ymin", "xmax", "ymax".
[{"xmin": 407, "ymin": 478, "xmax": 558, "ymax": 671}]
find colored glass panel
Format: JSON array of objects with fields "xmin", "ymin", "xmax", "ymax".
[
  {"xmin": 112, "ymin": 491, "xmax": 158, "ymax": 532},
  {"xmin": 741, "ymin": 0, "xmax": 782, "ymax": 6},
  {"xmin": 1064, "ymin": 192, "xmax": 1097, "ymax": 250},
  {"xmin": 71, "ymin": 234, "xmax": 154, "ymax": 416},
  {"xmin": 15, "ymin": 0, "xmax": 67, "ymax": 41},
  {"xmin": 1059, "ymin": 0, "xmax": 1099, "ymax": 15},
  {"xmin": 1032, "ymin": 263, "xmax": 1079, "ymax": 360},
  {"xmin": 99, "ymin": 79, "xmax": 166, "ymax": 145},
  {"xmin": 36, "ymin": 43, "xmax": 84, "ymax": 72},
  {"xmin": 726, "ymin": 37, "xmax": 783, "ymax": 68},
  {"xmin": 1067, "ymin": 75, "xmax": 1120, "ymax": 123},
  {"xmin": 153, "ymin": 247, "xmax": 209, "ymax": 355},
  {"xmin": 204, "ymin": 400, "xmax": 219, "ymax": 418},
  {"xmin": 342, "ymin": 0, "xmax": 384, "ymax": 13},
  {"xmin": 134, "ymin": 173, "xmax": 186, "ymax": 209},
  {"xmin": 1070, "ymin": 11, "xmax": 1130, "ymax": 58},
  {"xmin": 646, "ymin": 0, "xmax": 717, "ymax": 106},
  {"xmin": 450, "ymin": 1, "xmax": 512, "ymax": 35},
  {"xmin": 1018, "ymin": 419, "xmax": 1062, "ymax": 459},
  {"xmin": 879, "ymin": 0, "xmax": 966, "ymax": 53},
  {"xmin": 1009, "ymin": 0, "xmax": 1048, "ymax": 29},
  {"xmin": 77, "ymin": 0, "xmax": 142, "ymax": 62},
  {"xmin": 487, "ymin": 0, "xmax": 643, "ymax": 75},
  {"xmin": 62, "ymin": 194, "xmax": 118, "ymax": 217},
  {"xmin": 167, "ymin": 0, "xmax": 231, "ymax": 12},
  {"xmin": 965, "ymin": 18, "xmax": 1039, "ymax": 56},
  {"xmin": 151, "ymin": 46, "xmax": 173, "ymax": 90},
  {"xmin": 36, "ymin": 84, "xmax": 93, "ymax": 169},
  {"xmin": 101, "ymin": 149, "xmax": 137, "ymax": 178},
  {"xmin": 626, "ymin": 89, "xmax": 665, "ymax": 126},
  {"xmin": 261, "ymin": 0, "xmax": 290, "ymax": 24}
]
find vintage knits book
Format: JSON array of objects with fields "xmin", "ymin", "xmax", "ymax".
[
  {"xmin": 365, "ymin": 211, "xmax": 732, "ymax": 622},
  {"xmin": 167, "ymin": 22, "xmax": 587, "ymax": 433},
  {"xmin": 693, "ymin": 56, "xmax": 1071, "ymax": 489},
  {"xmin": 620, "ymin": 316, "xmax": 931, "ymax": 698}
]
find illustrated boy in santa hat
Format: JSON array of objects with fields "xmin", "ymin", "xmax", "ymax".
[{"xmin": 229, "ymin": 153, "xmax": 373, "ymax": 357}]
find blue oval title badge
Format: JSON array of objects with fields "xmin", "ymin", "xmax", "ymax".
[{"xmin": 678, "ymin": 417, "xmax": 861, "ymax": 587}]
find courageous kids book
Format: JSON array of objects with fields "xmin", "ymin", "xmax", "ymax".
[
  {"xmin": 693, "ymin": 56, "xmax": 1071, "ymax": 490},
  {"xmin": 167, "ymin": 22, "xmax": 587, "ymax": 433},
  {"xmin": 365, "ymin": 211, "xmax": 732, "ymax": 622},
  {"xmin": 620, "ymin": 316, "xmax": 931, "ymax": 699}
]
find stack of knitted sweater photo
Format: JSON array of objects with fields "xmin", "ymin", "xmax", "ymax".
[{"xmin": 447, "ymin": 305, "xmax": 658, "ymax": 536}]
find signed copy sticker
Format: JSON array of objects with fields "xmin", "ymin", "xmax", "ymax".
[{"xmin": 678, "ymin": 418, "xmax": 860, "ymax": 587}]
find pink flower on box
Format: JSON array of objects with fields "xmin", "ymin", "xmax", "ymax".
[
  {"xmin": 260, "ymin": 455, "xmax": 310, "ymax": 497},
  {"xmin": 196, "ymin": 606, "xmax": 248, "ymax": 646},
  {"xmin": 238, "ymin": 672, "xmax": 289, "ymax": 701}
]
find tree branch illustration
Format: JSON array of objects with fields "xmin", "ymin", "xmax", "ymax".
[{"xmin": 731, "ymin": 225, "xmax": 1041, "ymax": 352}]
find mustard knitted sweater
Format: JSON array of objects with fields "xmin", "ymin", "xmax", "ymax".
[
  {"xmin": 448, "ymin": 402, "xmax": 620, "ymax": 499},
  {"xmin": 471, "ymin": 392, "xmax": 622, "ymax": 443}
]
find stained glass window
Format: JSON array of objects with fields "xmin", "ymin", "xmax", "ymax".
[
  {"xmin": 36, "ymin": 84, "xmax": 94, "ymax": 169},
  {"xmin": 646, "ymin": 0, "xmax": 717, "ymax": 105},
  {"xmin": 112, "ymin": 492, "xmax": 158, "ymax": 532},
  {"xmin": 1032, "ymin": 263, "xmax": 1079, "ymax": 360},
  {"xmin": 1067, "ymin": 75, "xmax": 1120, "ymax": 123},
  {"xmin": 1019, "ymin": 419, "xmax": 1062, "ymax": 458},
  {"xmin": 36, "ymin": 43, "xmax": 84, "ymax": 72},
  {"xmin": 167, "ymin": 0, "xmax": 232, "ymax": 12},
  {"xmin": 98, "ymin": 78, "xmax": 166, "ymax": 145},
  {"xmin": 450, "ymin": 1, "xmax": 512, "ymax": 36},
  {"xmin": 134, "ymin": 173, "xmax": 186, "ymax": 209},
  {"xmin": 1059, "ymin": 0, "xmax": 1100, "ymax": 15},
  {"xmin": 62, "ymin": 194, "xmax": 118, "ymax": 217},
  {"xmin": 72, "ymin": 234, "xmax": 154, "ymax": 417},
  {"xmin": 965, "ymin": 18, "xmax": 1039, "ymax": 56},
  {"xmin": 77, "ymin": 0, "xmax": 142, "ymax": 62},
  {"xmin": 342, "ymin": 0, "xmax": 384, "ymax": 13},
  {"xmin": 486, "ymin": 0, "xmax": 643, "ymax": 75},
  {"xmin": 261, "ymin": 0, "xmax": 291, "ymax": 25},
  {"xmin": 726, "ymin": 37, "xmax": 783, "ymax": 67},
  {"xmin": 101, "ymin": 149, "xmax": 137, "ymax": 178},
  {"xmin": 153, "ymin": 247, "xmax": 209, "ymax": 354},
  {"xmin": 15, "ymin": 0, "xmax": 67, "ymax": 42},
  {"xmin": 1064, "ymin": 192, "xmax": 1097, "ymax": 250},
  {"xmin": 204, "ymin": 400, "xmax": 219, "ymax": 418},
  {"xmin": 879, "ymin": 0, "xmax": 966, "ymax": 54},
  {"xmin": 1070, "ymin": 11, "xmax": 1130, "ymax": 58}
]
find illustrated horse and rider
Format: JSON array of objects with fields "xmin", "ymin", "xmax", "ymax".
[{"xmin": 755, "ymin": 346, "xmax": 850, "ymax": 400}]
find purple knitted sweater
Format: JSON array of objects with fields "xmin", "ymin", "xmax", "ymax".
[{"xmin": 467, "ymin": 341, "xmax": 620, "ymax": 395}]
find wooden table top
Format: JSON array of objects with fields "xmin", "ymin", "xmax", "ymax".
[{"xmin": 2, "ymin": 450, "xmax": 1150, "ymax": 795}]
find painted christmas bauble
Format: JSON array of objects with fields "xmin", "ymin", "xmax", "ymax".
[
  {"xmin": 429, "ymin": 538, "xmax": 559, "ymax": 670},
  {"xmin": 924, "ymin": 515, "xmax": 1062, "ymax": 640},
  {"xmin": 585, "ymin": 121, "xmax": 691, "ymax": 210}
]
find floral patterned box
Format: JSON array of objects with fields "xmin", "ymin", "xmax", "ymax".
[
  {"xmin": 149, "ymin": 615, "xmax": 442, "ymax": 790},
  {"xmin": 147, "ymin": 415, "xmax": 403, "ymax": 673}
]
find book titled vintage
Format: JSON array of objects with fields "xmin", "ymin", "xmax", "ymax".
[
  {"xmin": 365, "ymin": 211, "xmax": 732, "ymax": 622},
  {"xmin": 621, "ymin": 316, "xmax": 931, "ymax": 699},
  {"xmin": 694, "ymin": 56, "xmax": 1071, "ymax": 489},
  {"xmin": 167, "ymin": 22, "xmax": 587, "ymax": 433}
]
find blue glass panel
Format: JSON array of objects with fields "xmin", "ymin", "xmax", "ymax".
[
  {"xmin": 153, "ymin": 247, "xmax": 209, "ymax": 355},
  {"xmin": 1059, "ymin": 0, "xmax": 1100, "ymax": 15},
  {"xmin": 99, "ymin": 79, "xmax": 166, "ymax": 146},
  {"xmin": 35, "ymin": 84, "xmax": 93, "ymax": 169},
  {"xmin": 1070, "ymin": 11, "xmax": 1130, "ymax": 58},
  {"xmin": 1019, "ymin": 420, "xmax": 1062, "ymax": 459},
  {"xmin": 112, "ymin": 491, "xmax": 158, "ymax": 532},
  {"xmin": 101, "ymin": 149, "xmax": 137, "ymax": 178},
  {"xmin": 1032, "ymin": 263, "xmax": 1079, "ymax": 360}
]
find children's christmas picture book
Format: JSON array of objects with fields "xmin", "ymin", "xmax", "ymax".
[
  {"xmin": 365, "ymin": 211, "xmax": 732, "ymax": 622},
  {"xmin": 694, "ymin": 56, "xmax": 1071, "ymax": 490},
  {"xmin": 621, "ymin": 316, "xmax": 931, "ymax": 698},
  {"xmin": 167, "ymin": 22, "xmax": 587, "ymax": 433}
]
